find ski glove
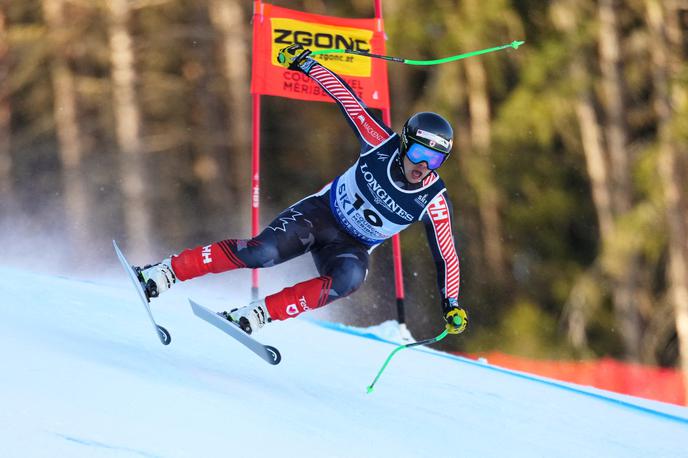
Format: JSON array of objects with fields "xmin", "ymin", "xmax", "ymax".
[
  {"xmin": 277, "ymin": 44, "xmax": 312, "ymax": 70},
  {"xmin": 443, "ymin": 298, "xmax": 468, "ymax": 334}
]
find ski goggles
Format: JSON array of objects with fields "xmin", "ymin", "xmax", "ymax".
[{"xmin": 405, "ymin": 142, "xmax": 449, "ymax": 170}]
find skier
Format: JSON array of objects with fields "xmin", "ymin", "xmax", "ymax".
[{"xmin": 137, "ymin": 44, "xmax": 468, "ymax": 337}]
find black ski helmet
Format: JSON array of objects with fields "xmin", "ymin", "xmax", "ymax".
[{"xmin": 401, "ymin": 112, "xmax": 454, "ymax": 157}]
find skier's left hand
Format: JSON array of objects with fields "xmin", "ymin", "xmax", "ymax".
[
  {"xmin": 277, "ymin": 44, "xmax": 312, "ymax": 70},
  {"xmin": 443, "ymin": 298, "xmax": 468, "ymax": 334}
]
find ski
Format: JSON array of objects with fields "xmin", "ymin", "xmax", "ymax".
[
  {"xmin": 189, "ymin": 299, "xmax": 281, "ymax": 365},
  {"xmin": 113, "ymin": 240, "xmax": 171, "ymax": 345}
]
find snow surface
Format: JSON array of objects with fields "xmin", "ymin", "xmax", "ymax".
[{"xmin": 0, "ymin": 265, "xmax": 687, "ymax": 458}]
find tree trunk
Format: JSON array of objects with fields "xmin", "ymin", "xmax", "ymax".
[
  {"xmin": 42, "ymin": 0, "xmax": 92, "ymax": 254},
  {"xmin": 599, "ymin": 0, "xmax": 631, "ymax": 214},
  {"xmin": 0, "ymin": 9, "xmax": 12, "ymax": 203},
  {"xmin": 599, "ymin": 0, "xmax": 642, "ymax": 360},
  {"xmin": 645, "ymin": 0, "xmax": 688, "ymax": 404},
  {"xmin": 574, "ymin": 89, "xmax": 614, "ymax": 242},
  {"xmin": 571, "ymin": 71, "xmax": 612, "ymax": 352},
  {"xmin": 186, "ymin": 1, "xmax": 234, "ymax": 236},
  {"xmin": 107, "ymin": 0, "xmax": 153, "ymax": 258},
  {"xmin": 208, "ymin": 0, "xmax": 251, "ymax": 231},
  {"xmin": 464, "ymin": 56, "xmax": 505, "ymax": 281},
  {"xmin": 553, "ymin": 0, "xmax": 615, "ymax": 351}
]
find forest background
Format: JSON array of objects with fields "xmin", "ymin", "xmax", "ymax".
[{"xmin": 2, "ymin": 0, "xmax": 687, "ymax": 395}]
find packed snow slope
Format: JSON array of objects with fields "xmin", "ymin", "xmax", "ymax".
[{"xmin": 0, "ymin": 265, "xmax": 686, "ymax": 458}]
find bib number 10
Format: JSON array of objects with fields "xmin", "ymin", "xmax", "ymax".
[{"xmin": 349, "ymin": 193, "xmax": 383, "ymax": 227}]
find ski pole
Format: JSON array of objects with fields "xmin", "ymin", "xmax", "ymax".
[
  {"xmin": 366, "ymin": 315, "xmax": 462, "ymax": 394},
  {"xmin": 311, "ymin": 40, "xmax": 524, "ymax": 66}
]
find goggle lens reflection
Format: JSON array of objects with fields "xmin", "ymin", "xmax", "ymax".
[{"xmin": 406, "ymin": 143, "xmax": 448, "ymax": 170}]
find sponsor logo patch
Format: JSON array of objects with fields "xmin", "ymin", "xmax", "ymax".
[
  {"xmin": 414, "ymin": 193, "xmax": 429, "ymax": 207},
  {"xmin": 416, "ymin": 129, "xmax": 451, "ymax": 149},
  {"xmin": 202, "ymin": 245, "xmax": 213, "ymax": 264},
  {"xmin": 286, "ymin": 304, "xmax": 299, "ymax": 316}
]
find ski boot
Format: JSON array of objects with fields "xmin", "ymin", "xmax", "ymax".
[
  {"xmin": 218, "ymin": 300, "xmax": 271, "ymax": 335},
  {"xmin": 136, "ymin": 258, "xmax": 176, "ymax": 299}
]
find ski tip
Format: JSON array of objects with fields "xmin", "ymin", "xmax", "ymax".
[
  {"xmin": 188, "ymin": 298, "xmax": 201, "ymax": 314},
  {"xmin": 366, "ymin": 385, "xmax": 374, "ymax": 394},
  {"xmin": 266, "ymin": 346, "xmax": 282, "ymax": 365},
  {"xmin": 157, "ymin": 325, "xmax": 172, "ymax": 346}
]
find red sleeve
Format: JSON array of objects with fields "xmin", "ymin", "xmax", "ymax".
[
  {"xmin": 422, "ymin": 192, "xmax": 461, "ymax": 299},
  {"xmin": 303, "ymin": 60, "xmax": 393, "ymax": 149}
]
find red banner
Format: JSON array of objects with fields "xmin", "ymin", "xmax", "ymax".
[
  {"xmin": 465, "ymin": 352, "xmax": 686, "ymax": 406},
  {"xmin": 251, "ymin": 2, "xmax": 390, "ymax": 109}
]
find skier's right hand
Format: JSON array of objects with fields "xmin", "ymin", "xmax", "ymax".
[{"xmin": 277, "ymin": 44, "xmax": 312, "ymax": 70}]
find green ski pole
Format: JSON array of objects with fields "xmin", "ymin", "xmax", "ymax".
[
  {"xmin": 366, "ymin": 315, "xmax": 463, "ymax": 394},
  {"xmin": 311, "ymin": 40, "xmax": 524, "ymax": 66}
]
